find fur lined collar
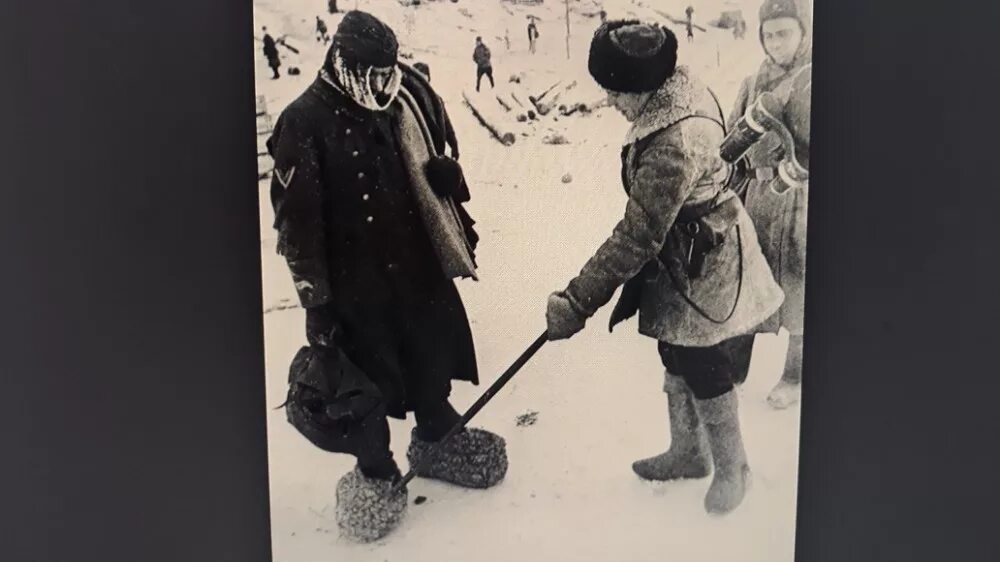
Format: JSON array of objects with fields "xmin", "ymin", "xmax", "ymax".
[{"xmin": 623, "ymin": 66, "xmax": 725, "ymax": 146}]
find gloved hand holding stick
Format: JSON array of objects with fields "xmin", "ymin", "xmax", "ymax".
[{"xmin": 391, "ymin": 330, "xmax": 550, "ymax": 494}]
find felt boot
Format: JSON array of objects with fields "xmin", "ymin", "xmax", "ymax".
[
  {"xmin": 695, "ymin": 390, "xmax": 752, "ymax": 515},
  {"xmin": 632, "ymin": 371, "xmax": 711, "ymax": 481}
]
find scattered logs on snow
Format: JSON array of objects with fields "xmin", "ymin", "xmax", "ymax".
[
  {"xmin": 462, "ymin": 91, "xmax": 517, "ymax": 146},
  {"xmin": 531, "ymin": 80, "xmax": 578, "ymax": 116},
  {"xmin": 558, "ymin": 95, "xmax": 608, "ymax": 117},
  {"xmin": 527, "ymin": 81, "xmax": 579, "ymax": 115},
  {"xmin": 276, "ymin": 37, "xmax": 300, "ymax": 54},
  {"xmin": 495, "ymin": 95, "xmax": 513, "ymax": 112}
]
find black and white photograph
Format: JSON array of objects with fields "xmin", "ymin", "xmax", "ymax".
[{"xmin": 252, "ymin": 0, "xmax": 812, "ymax": 559}]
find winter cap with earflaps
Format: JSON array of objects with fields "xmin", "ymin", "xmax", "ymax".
[
  {"xmin": 758, "ymin": 0, "xmax": 812, "ymax": 65},
  {"xmin": 588, "ymin": 20, "xmax": 678, "ymax": 93}
]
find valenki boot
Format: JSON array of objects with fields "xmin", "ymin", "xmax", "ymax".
[
  {"xmin": 632, "ymin": 371, "xmax": 711, "ymax": 481},
  {"xmin": 334, "ymin": 466, "xmax": 408, "ymax": 543},
  {"xmin": 694, "ymin": 390, "xmax": 752, "ymax": 515},
  {"xmin": 768, "ymin": 335, "xmax": 803, "ymax": 410}
]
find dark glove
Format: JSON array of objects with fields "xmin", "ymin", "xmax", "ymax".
[
  {"xmin": 305, "ymin": 304, "xmax": 339, "ymax": 348},
  {"xmin": 546, "ymin": 292, "xmax": 587, "ymax": 341}
]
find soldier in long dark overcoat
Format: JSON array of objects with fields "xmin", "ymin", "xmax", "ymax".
[{"xmin": 266, "ymin": 11, "xmax": 506, "ymax": 542}]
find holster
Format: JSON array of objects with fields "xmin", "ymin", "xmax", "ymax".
[
  {"xmin": 608, "ymin": 193, "xmax": 742, "ymax": 332},
  {"xmin": 668, "ymin": 193, "xmax": 742, "ymax": 279}
]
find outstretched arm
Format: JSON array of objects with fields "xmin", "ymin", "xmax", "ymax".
[{"xmin": 563, "ymin": 131, "xmax": 702, "ymax": 318}]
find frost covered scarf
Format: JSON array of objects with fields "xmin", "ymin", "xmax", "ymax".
[
  {"xmin": 322, "ymin": 49, "xmax": 402, "ymax": 112},
  {"xmin": 623, "ymin": 66, "xmax": 725, "ymax": 146},
  {"xmin": 395, "ymin": 87, "xmax": 478, "ymax": 281}
]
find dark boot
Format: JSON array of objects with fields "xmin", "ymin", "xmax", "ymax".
[
  {"xmin": 632, "ymin": 371, "xmax": 711, "ymax": 481},
  {"xmin": 335, "ymin": 465, "xmax": 407, "ymax": 543},
  {"xmin": 767, "ymin": 335, "xmax": 803, "ymax": 410},
  {"xmin": 694, "ymin": 390, "xmax": 751, "ymax": 515}
]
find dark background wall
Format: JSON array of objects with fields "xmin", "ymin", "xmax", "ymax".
[{"xmin": 1, "ymin": 0, "xmax": 998, "ymax": 560}]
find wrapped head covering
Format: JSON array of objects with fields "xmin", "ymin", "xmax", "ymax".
[{"xmin": 321, "ymin": 11, "xmax": 402, "ymax": 111}]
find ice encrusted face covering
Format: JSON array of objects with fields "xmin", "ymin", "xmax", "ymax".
[{"xmin": 323, "ymin": 48, "xmax": 401, "ymax": 112}]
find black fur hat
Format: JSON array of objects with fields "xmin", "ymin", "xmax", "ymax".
[{"xmin": 588, "ymin": 20, "xmax": 678, "ymax": 93}]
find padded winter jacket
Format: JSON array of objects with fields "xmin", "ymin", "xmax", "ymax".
[
  {"xmin": 473, "ymin": 44, "xmax": 491, "ymax": 68},
  {"xmin": 563, "ymin": 67, "xmax": 784, "ymax": 347},
  {"xmin": 729, "ymin": 50, "xmax": 811, "ymax": 334}
]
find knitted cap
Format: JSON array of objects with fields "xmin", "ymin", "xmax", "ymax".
[
  {"xmin": 588, "ymin": 20, "xmax": 678, "ymax": 93},
  {"xmin": 332, "ymin": 11, "xmax": 398, "ymax": 68}
]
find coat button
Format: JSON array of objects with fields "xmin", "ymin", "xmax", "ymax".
[
  {"xmin": 352, "ymin": 150, "xmax": 359, "ymax": 157},
  {"xmin": 345, "ymin": 128, "xmax": 351, "ymax": 134},
  {"xmin": 366, "ymin": 216, "xmax": 374, "ymax": 223},
  {"xmin": 362, "ymin": 194, "xmax": 370, "ymax": 201},
  {"xmin": 357, "ymin": 172, "xmax": 365, "ymax": 179}
]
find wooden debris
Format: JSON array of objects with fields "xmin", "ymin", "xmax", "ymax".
[{"xmin": 462, "ymin": 91, "xmax": 516, "ymax": 146}]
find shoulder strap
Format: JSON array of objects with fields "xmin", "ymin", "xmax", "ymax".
[{"xmin": 705, "ymin": 87, "xmax": 728, "ymax": 134}]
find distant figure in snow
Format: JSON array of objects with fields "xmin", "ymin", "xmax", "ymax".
[
  {"xmin": 328, "ymin": 0, "xmax": 338, "ymax": 14},
  {"xmin": 262, "ymin": 27, "xmax": 281, "ymax": 79},
  {"xmin": 527, "ymin": 19, "xmax": 539, "ymax": 54},
  {"xmin": 686, "ymin": 5, "xmax": 695, "ymax": 42},
  {"xmin": 505, "ymin": 28, "xmax": 511, "ymax": 51},
  {"xmin": 316, "ymin": 17, "xmax": 330, "ymax": 44},
  {"xmin": 473, "ymin": 36, "xmax": 494, "ymax": 92}
]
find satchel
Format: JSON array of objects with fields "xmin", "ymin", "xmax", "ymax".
[{"xmin": 670, "ymin": 194, "xmax": 742, "ymax": 279}]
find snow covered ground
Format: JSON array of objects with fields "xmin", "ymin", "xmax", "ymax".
[{"xmin": 253, "ymin": 1, "xmax": 802, "ymax": 560}]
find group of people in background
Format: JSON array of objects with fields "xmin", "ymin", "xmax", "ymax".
[{"xmin": 265, "ymin": 0, "xmax": 812, "ymax": 543}]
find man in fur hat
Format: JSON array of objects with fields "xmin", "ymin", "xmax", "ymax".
[
  {"xmin": 545, "ymin": 20, "xmax": 784, "ymax": 515},
  {"xmin": 266, "ymin": 11, "xmax": 505, "ymax": 542},
  {"xmin": 729, "ymin": 0, "xmax": 812, "ymax": 410}
]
